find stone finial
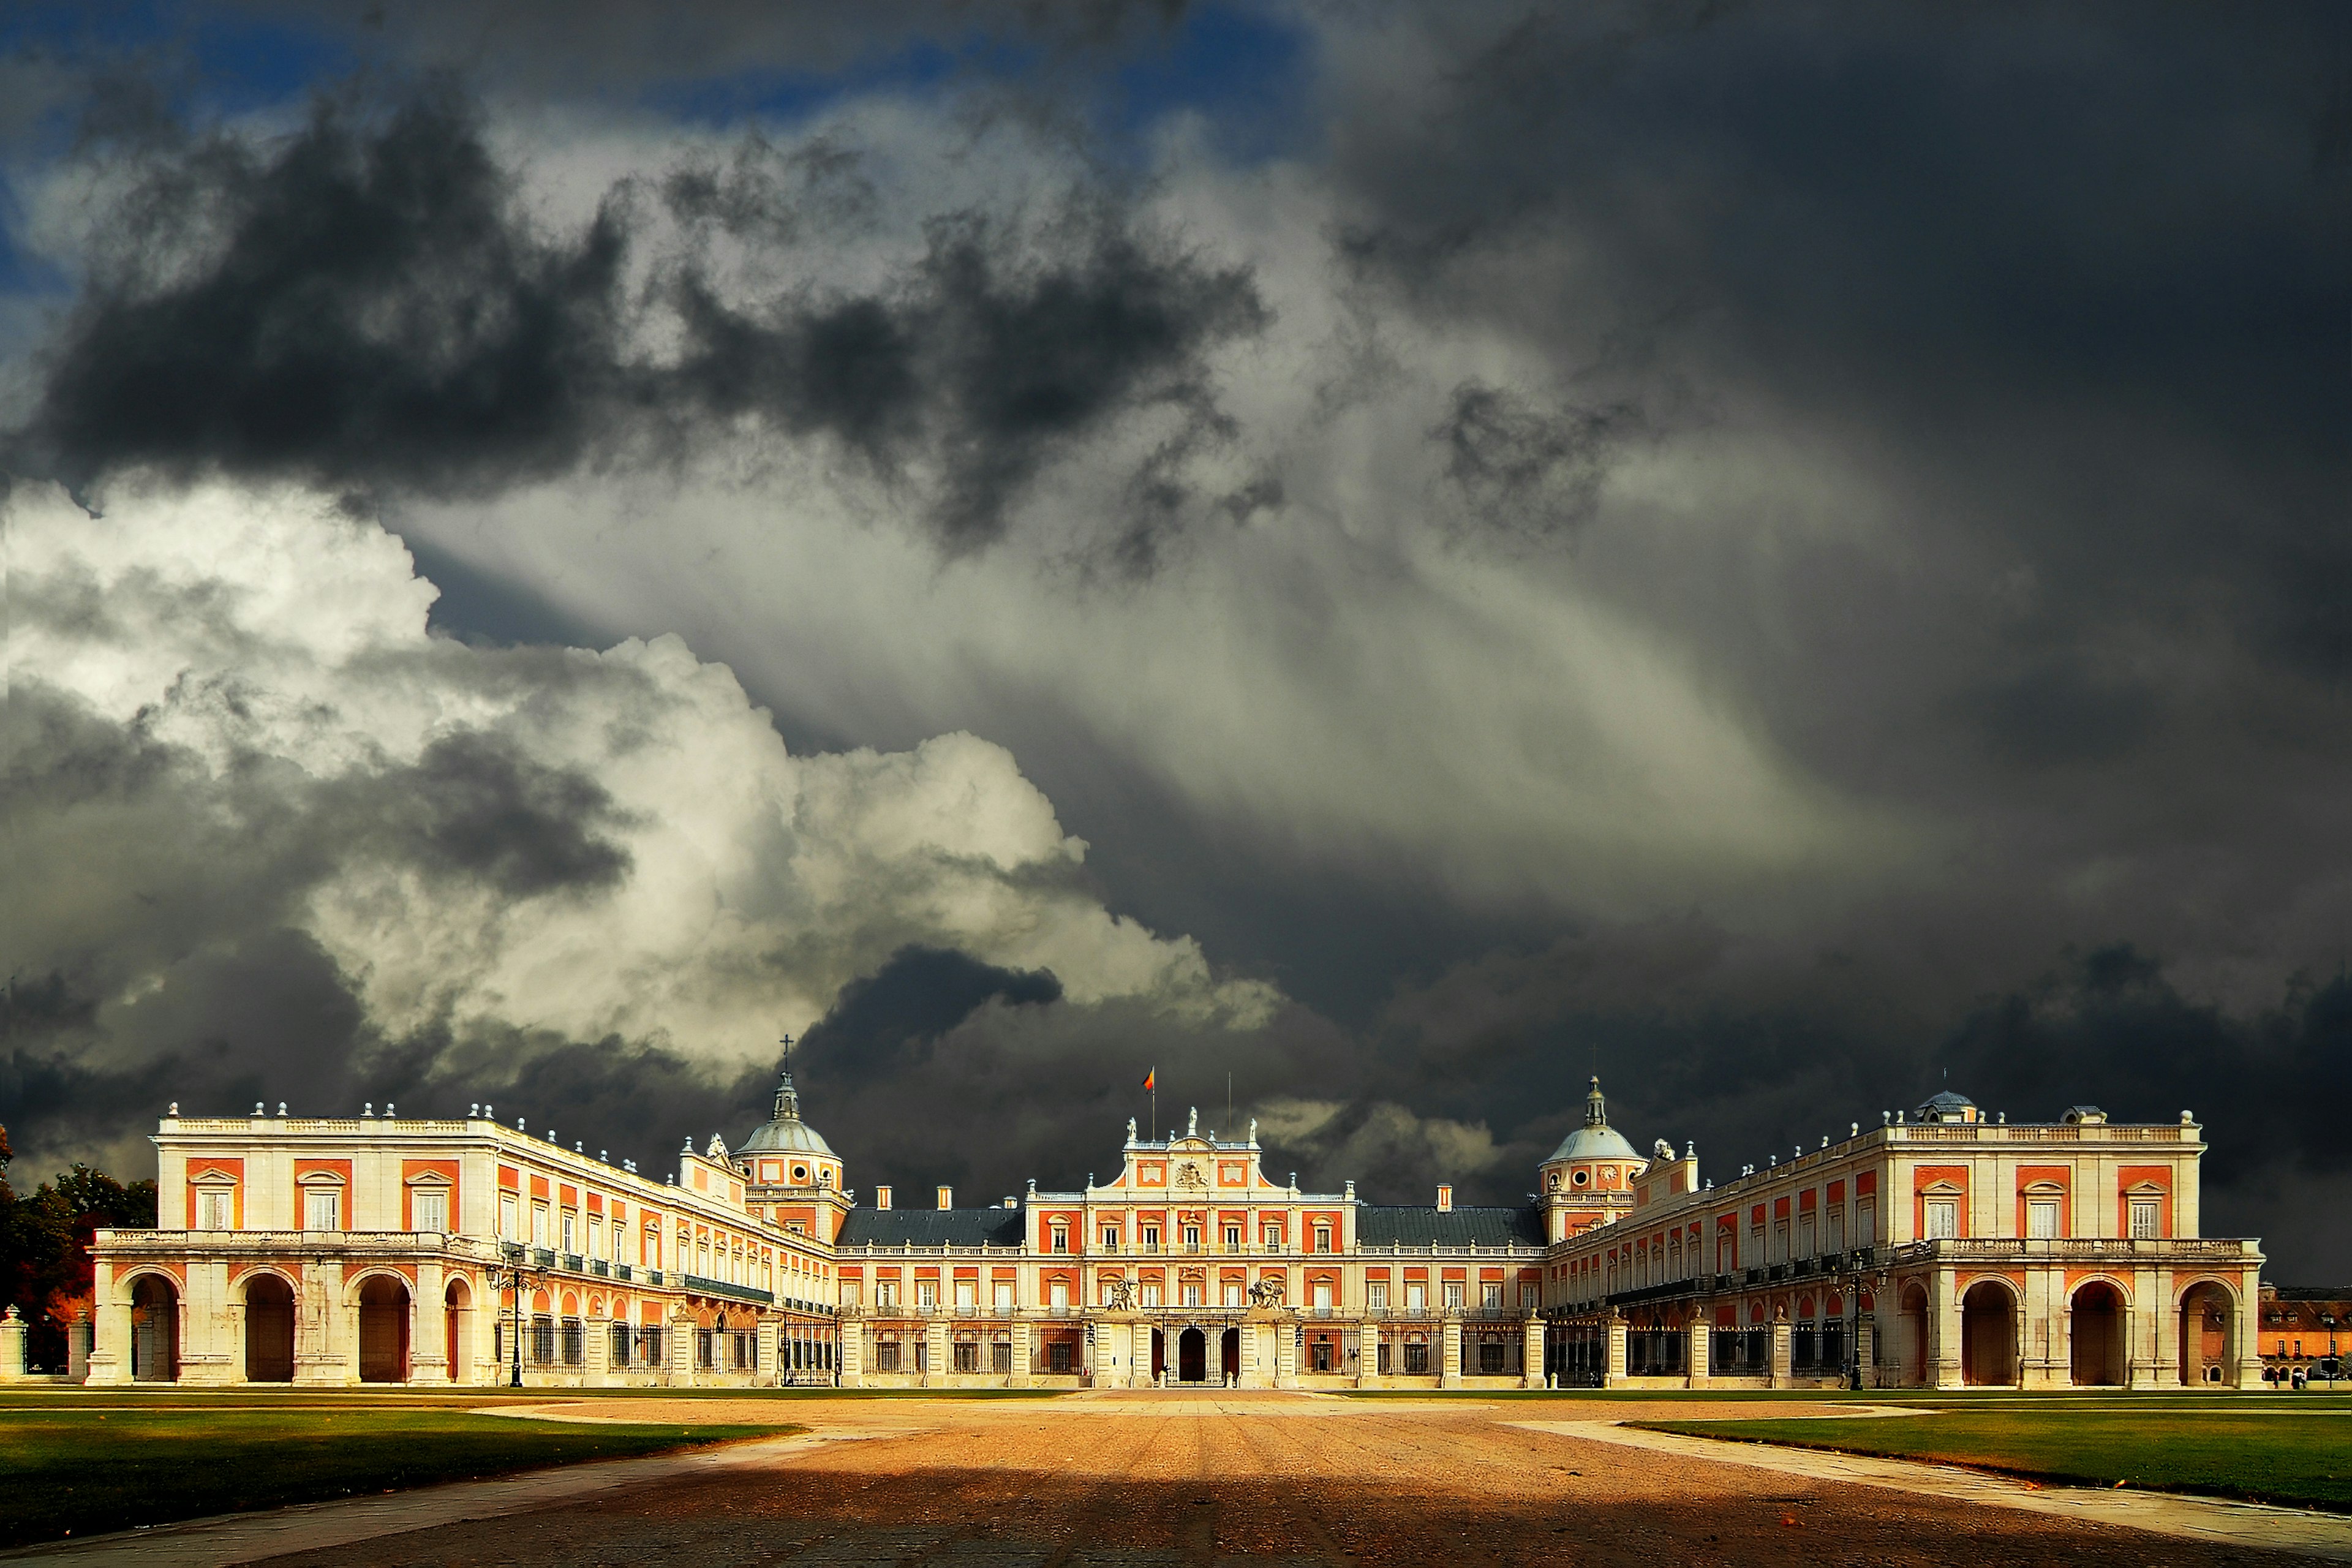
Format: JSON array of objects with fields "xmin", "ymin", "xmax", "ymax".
[
  {"xmin": 254, "ymin": 1102, "xmax": 265, "ymax": 1115},
  {"xmin": 1685, "ymin": 1140, "xmax": 1696, "ymax": 1159},
  {"xmin": 167, "ymin": 1102, "xmax": 179, "ymax": 1117},
  {"xmin": 363, "ymin": 1102, "xmax": 373, "ymax": 1117},
  {"xmin": 385, "ymin": 1103, "xmax": 394, "ymax": 1118},
  {"xmin": 277, "ymin": 1102, "xmax": 287, "ymax": 1116}
]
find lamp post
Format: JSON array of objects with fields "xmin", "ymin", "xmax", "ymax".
[{"xmin": 490, "ymin": 1246, "xmax": 546, "ymax": 1390}]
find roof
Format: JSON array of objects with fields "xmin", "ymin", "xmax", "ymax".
[
  {"xmin": 1545, "ymin": 1076, "xmax": 1643, "ymax": 1165},
  {"xmin": 738, "ymin": 1066, "xmax": 835, "ymax": 1159},
  {"xmin": 835, "ymin": 1207, "xmax": 1027, "ymax": 1247},
  {"xmin": 1357, "ymin": 1205, "xmax": 1545, "ymax": 1248},
  {"xmin": 1917, "ymin": 1090, "xmax": 1977, "ymax": 1114},
  {"xmin": 2267, "ymin": 1285, "xmax": 2352, "ymax": 1302}
]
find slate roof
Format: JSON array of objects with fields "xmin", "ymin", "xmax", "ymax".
[
  {"xmin": 835, "ymin": 1207, "xmax": 1027, "ymax": 1247},
  {"xmin": 1356, "ymin": 1205, "xmax": 1545, "ymax": 1248}
]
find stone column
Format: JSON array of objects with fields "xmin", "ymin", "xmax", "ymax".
[
  {"xmin": 1129, "ymin": 1321, "xmax": 1152, "ymax": 1388},
  {"xmin": 1768, "ymin": 1315, "xmax": 1794, "ymax": 1389},
  {"xmin": 582, "ymin": 1309, "xmax": 611, "ymax": 1387},
  {"xmin": 69, "ymin": 1311, "xmax": 91, "ymax": 1384},
  {"xmin": 1602, "ymin": 1316, "xmax": 1627, "ymax": 1389},
  {"xmin": 1931, "ymin": 1267, "xmax": 1963, "ymax": 1390},
  {"xmin": 1440, "ymin": 1315, "xmax": 1464, "ymax": 1390},
  {"xmin": 2232, "ymin": 1266, "xmax": 2266, "ymax": 1390},
  {"xmin": 1275, "ymin": 1317, "xmax": 1299, "ymax": 1389},
  {"xmin": 2053, "ymin": 1300, "xmax": 2073, "ymax": 1390},
  {"xmin": 1855, "ymin": 1320, "xmax": 1876, "ymax": 1389},
  {"xmin": 1012, "ymin": 1316, "xmax": 1035, "ymax": 1388},
  {"xmin": 838, "ymin": 1317, "xmax": 865, "ymax": 1388},
  {"xmin": 88, "ymin": 1287, "xmax": 130, "ymax": 1387},
  {"xmin": 0, "ymin": 1306, "xmax": 25, "ymax": 1381},
  {"xmin": 925, "ymin": 1318, "xmax": 949, "ymax": 1388},
  {"xmin": 410, "ymin": 1259, "xmax": 448, "ymax": 1385},
  {"xmin": 1523, "ymin": 1320, "xmax": 1547, "ymax": 1390},
  {"xmin": 295, "ymin": 1261, "xmax": 348, "ymax": 1386},
  {"xmin": 1685, "ymin": 1320, "xmax": 1710, "ymax": 1389},
  {"xmin": 754, "ymin": 1318, "xmax": 779, "ymax": 1389}
]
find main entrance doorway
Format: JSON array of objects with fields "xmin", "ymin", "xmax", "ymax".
[
  {"xmin": 1178, "ymin": 1326, "xmax": 1207, "ymax": 1382},
  {"xmin": 1221, "ymin": 1327, "xmax": 1240, "ymax": 1382}
]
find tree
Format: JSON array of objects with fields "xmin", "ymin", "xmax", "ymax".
[{"xmin": 0, "ymin": 1133, "xmax": 156, "ymax": 1370}]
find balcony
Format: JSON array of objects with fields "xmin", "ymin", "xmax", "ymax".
[
  {"xmin": 1892, "ymin": 1237, "xmax": 2251, "ymax": 1265},
  {"xmin": 679, "ymin": 1273, "xmax": 776, "ymax": 1306}
]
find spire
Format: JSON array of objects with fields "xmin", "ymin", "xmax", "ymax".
[
  {"xmin": 1585, "ymin": 1076, "xmax": 1608, "ymax": 1128},
  {"xmin": 772, "ymin": 1033, "xmax": 800, "ymax": 1121}
]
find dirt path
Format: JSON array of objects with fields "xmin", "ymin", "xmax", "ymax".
[{"xmin": 5, "ymin": 1393, "xmax": 2331, "ymax": 1566}]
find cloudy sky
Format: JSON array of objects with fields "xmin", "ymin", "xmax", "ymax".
[{"xmin": 3, "ymin": 2, "xmax": 2346, "ymax": 1273}]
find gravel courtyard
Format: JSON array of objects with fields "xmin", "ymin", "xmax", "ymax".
[{"xmin": 247, "ymin": 1392, "xmax": 2313, "ymax": 1568}]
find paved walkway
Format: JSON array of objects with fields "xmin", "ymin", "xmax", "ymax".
[{"xmin": 1515, "ymin": 1420, "xmax": 2352, "ymax": 1562}]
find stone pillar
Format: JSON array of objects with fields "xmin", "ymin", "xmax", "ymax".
[
  {"xmin": 1523, "ymin": 1320, "xmax": 1547, "ymax": 1390},
  {"xmin": 180, "ymin": 1259, "xmax": 235, "ymax": 1386},
  {"xmin": 2233, "ymin": 1267, "xmax": 2266, "ymax": 1390},
  {"xmin": 411, "ymin": 1260, "xmax": 448, "ymax": 1385},
  {"xmin": 0, "ymin": 1306, "xmax": 25, "ymax": 1381},
  {"xmin": 925, "ymin": 1319, "xmax": 949, "ymax": 1388},
  {"xmin": 1275, "ymin": 1317, "xmax": 1299, "ymax": 1389},
  {"xmin": 1441, "ymin": 1315, "xmax": 1464, "ymax": 1390},
  {"xmin": 754, "ymin": 1318, "xmax": 779, "ymax": 1389},
  {"xmin": 88, "ymin": 1287, "xmax": 130, "ymax": 1387},
  {"xmin": 1602, "ymin": 1316, "xmax": 1627, "ymax": 1389},
  {"xmin": 1768, "ymin": 1316, "xmax": 1794, "ymax": 1389},
  {"xmin": 838, "ymin": 1317, "xmax": 865, "ymax": 1388},
  {"xmin": 1931, "ymin": 1267, "xmax": 1963, "ymax": 1390},
  {"xmin": 1686, "ymin": 1320, "xmax": 1711, "ymax": 1388},
  {"xmin": 68, "ymin": 1310, "xmax": 91, "ymax": 1384},
  {"xmin": 2052, "ymin": 1300, "xmax": 2073, "ymax": 1390},
  {"xmin": 1129, "ymin": 1321, "xmax": 1152, "ymax": 1388},
  {"xmin": 295, "ymin": 1261, "xmax": 348, "ymax": 1385},
  {"xmin": 1854, "ymin": 1320, "xmax": 1875, "ymax": 1389},
  {"xmin": 1012, "ymin": 1317, "xmax": 1035, "ymax": 1388}
]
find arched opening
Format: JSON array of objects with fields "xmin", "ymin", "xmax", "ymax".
[
  {"xmin": 2070, "ymin": 1282, "xmax": 2125, "ymax": 1387},
  {"xmin": 244, "ymin": 1273, "xmax": 295, "ymax": 1382},
  {"xmin": 1221, "ymin": 1327, "xmax": 1240, "ymax": 1382},
  {"xmin": 1960, "ymin": 1281, "xmax": 2015, "ymax": 1386},
  {"xmin": 1899, "ymin": 1285, "xmax": 1929, "ymax": 1387},
  {"xmin": 1151, "ymin": 1328, "xmax": 1164, "ymax": 1381},
  {"xmin": 2180, "ymin": 1282, "xmax": 2235, "ymax": 1385},
  {"xmin": 130, "ymin": 1275, "xmax": 180, "ymax": 1382},
  {"xmin": 445, "ymin": 1278, "xmax": 472, "ymax": 1384},
  {"xmin": 1178, "ymin": 1326, "xmax": 1207, "ymax": 1384},
  {"xmin": 358, "ymin": 1275, "xmax": 412, "ymax": 1384}
]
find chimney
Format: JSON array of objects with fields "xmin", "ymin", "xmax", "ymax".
[
  {"xmin": 1436, "ymin": 1184, "xmax": 1453, "ymax": 1212},
  {"xmin": 937, "ymin": 1185, "xmax": 954, "ymax": 1210},
  {"xmin": 876, "ymin": 1185, "xmax": 892, "ymax": 1210}
]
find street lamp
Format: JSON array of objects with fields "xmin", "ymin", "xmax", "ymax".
[{"xmin": 489, "ymin": 1245, "xmax": 546, "ymax": 1390}]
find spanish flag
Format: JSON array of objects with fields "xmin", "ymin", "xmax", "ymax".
[{"xmin": 1142, "ymin": 1067, "xmax": 1156, "ymax": 1091}]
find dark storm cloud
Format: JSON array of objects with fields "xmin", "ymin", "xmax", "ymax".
[
  {"xmin": 796, "ymin": 944, "xmax": 1065, "ymax": 1088},
  {"xmin": 6, "ymin": 78, "xmax": 1268, "ymax": 551},
  {"xmin": 1433, "ymin": 381, "xmax": 1643, "ymax": 540},
  {"xmin": 355, "ymin": 731, "xmax": 634, "ymax": 898}
]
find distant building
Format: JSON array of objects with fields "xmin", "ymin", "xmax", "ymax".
[
  {"xmin": 51, "ymin": 1071, "xmax": 2266, "ymax": 1390},
  {"xmin": 2256, "ymin": 1284, "xmax": 2350, "ymax": 1381}
]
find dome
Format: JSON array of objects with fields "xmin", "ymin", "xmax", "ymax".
[
  {"xmin": 1915, "ymin": 1090, "xmax": 1977, "ymax": 1125},
  {"xmin": 739, "ymin": 1066, "xmax": 835, "ymax": 1158},
  {"xmin": 1545, "ymin": 1077, "xmax": 1643, "ymax": 1164}
]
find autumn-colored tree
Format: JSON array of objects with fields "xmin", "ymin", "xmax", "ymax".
[{"xmin": 0, "ymin": 1133, "xmax": 156, "ymax": 1370}]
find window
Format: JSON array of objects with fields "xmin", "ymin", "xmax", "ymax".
[
  {"xmin": 1182, "ymin": 1281, "xmax": 1204, "ymax": 1306},
  {"xmin": 876, "ymin": 1280, "xmax": 898, "ymax": 1308},
  {"xmin": 500, "ymin": 1193, "xmax": 518, "ymax": 1238},
  {"xmin": 1183, "ymin": 1226, "xmax": 1201, "ymax": 1248},
  {"xmin": 532, "ymin": 1204, "xmax": 549, "ymax": 1246},
  {"xmin": 1224, "ymin": 1283, "xmax": 1245, "ymax": 1306},
  {"xmin": 1224, "ymin": 1226, "xmax": 1242, "ymax": 1248},
  {"xmin": 1262, "ymin": 1225, "xmax": 1283, "ymax": 1249},
  {"xmin": 1050, "ymin": 1227, "xmax": 1069, "ymax": 1254},
  {"xmin": 992, "ymin": 1340, "xmax": 1012, "ymax": 1373},
  {"xmin": 994, "ymin": 1281, "xmax": 1016, "ymax": 1311},
  {"xmin": 1314, "ymin": 1226, "xmax": 1332, "ymax": 1253},
  {"xmin": 840, "ymin": 1281, "xmax": 862, "ymax": 1308},
  {"xmin": 1403, "ymin": 1341, "xmax": 1430, "ymax": 1374},
  {"xmin": 1049, "ymin": 1280, "xmax": 1070, "ymax": 1310},
  {"xmin": 562, "ymin": 1213, "xmax": 576, "ymax": 1251},
  {"xmin": 954, "ymin": 1342, "xmax": 979, "ymax": 1372},
  {"xmin": 917, "ymin": 1280, "xmax": 938, "ymax": 1309},
  {"xmin": 2128, "ymin": 1196, "xmax": 2162, "ymax": 1238},
  {"xmin": 1520, "ymin": 1284, "xmax": 1538, "ymax": 1311},
  {"xmin": 1405, "ymin": 1282, "xmax": 1427, "ymax": 1312},
  {"xmin": 1102, "ymin": 1227, "xmax": 1121, "ymax": 1250},
  {"xmin": 304, "ymin": 1186, "xmax": 341, "ymax": 1231},
  {"xmin": 1141, "ymin": 1283, "xmax": 1162, "ymax": 1308},
  {"xmin": 1924, "ymin": 1199, "xmax": 1960, "ymax": 1240},
  {"xmin": 955, "ymin": 1279, "xmax": 976, "ymax": 1312},
  {"xmin": 1482, "ymin": 1283, "xmax": 1503, "ymax": 1311},
  {"xmin": 2027, "ymin": 1198, "xmax": 2061, "ymax": 1239},
  {"xmin": 1771, "ymin": 1221, "xmax": 1789, "ymax": 1263},
  {"xmin": 1443, "ymin": 1281, "xmax": 1464, "ymax": 1310},
  {"xmin": 1367, "ymin": 1281, "xmax": 1389, "ymax": 1311},
  {"xmin": 1798, "ymin": 1215, "xmax": 1815, "ymax": 1257},
  {"xmin": 1855, "ymin": 1200, "xmax": 1876, "ymax": 1248},
  {"xmin": 875, "ymin": 1341, "xmax": 900, "ymax": 1371},
  {"xmin": 1311, "ymin": 1281, "xmax": 1333, "ymax": 1310},
  {"xmin": 411, "ymin": 1188, "xmax": 448, "ymax": 1233},
  {"xmin": 1142, "ymin": 1225, "xmax": 1161, "ymax": 1249},
  {"xmin": 196, "ymin": 1188, "xmax": 233, "ymax": 1230}
]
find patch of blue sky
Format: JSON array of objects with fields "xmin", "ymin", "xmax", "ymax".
[
  {"xmin": 2, "ymin": 2, "xmax": 360, "ymax": 121},
  {"xmin": 1099, "ymin": 3, "xmax": 1314, "ymax": 166},
  {"xmin": 644, "ymin": 33, "xmax": 1026, "ymax": 130}
]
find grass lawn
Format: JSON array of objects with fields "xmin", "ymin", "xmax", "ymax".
[
  {"xmin": 0, "ymin": 1404, "xmax": 802, "ymax": 1548},
  {"xmin": 1636, "ymin": 1406, "xmax": 2352, "ymax": 1512}
]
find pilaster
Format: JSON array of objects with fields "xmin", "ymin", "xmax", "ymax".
[
  {"xmin": 753, "ymin": 1319, "xmax": 779, "ymax": 1388},
  {"xmin": 1685, "ymin": 1321, "xmax": 1710, "ymax": 1389},
  {"xmin": 411, "ymin": 1259, "xmax": 448, "ymax": 1384},
  {"xmin": 1931, "ymin": 1266, "xmax": 1964, "ymax": 1389},
  {"xmin": 180, "ymin": 1259, "xmax": 235, "ymax": 1385},
  {"xmin": 1441, "ymin": 1314, "xmax": 1464, "ymax": 1389},
  {"xmin": 295, "ymin": 1259, "xmax": 347, "ymax": 1385}
]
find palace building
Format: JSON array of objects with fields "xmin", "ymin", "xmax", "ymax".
[{"xmin": 53, "ymin": 1069, "xmax": 2267, "ymax": 1392}]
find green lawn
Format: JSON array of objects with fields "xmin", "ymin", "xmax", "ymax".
[
  {"xmin": 1637, "ymin": 1406, "xmax": 2352, "ymax": 1512},
  {"xmin": 0, "ymin": 1404, "xmax": 803, "ymax": 1548}
]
